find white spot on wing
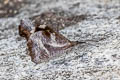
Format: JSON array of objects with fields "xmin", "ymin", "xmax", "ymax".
[{"xmin": 38, "ymin": 25, "xmax": 46, "ymax": 29}]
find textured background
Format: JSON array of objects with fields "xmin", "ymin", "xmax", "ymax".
[{"xmin": 0, "ymin": 0, "xmax": 120, "ymax": 80}]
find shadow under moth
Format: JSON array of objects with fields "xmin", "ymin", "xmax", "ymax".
[{"xmin": 19, "ymin": 11, "xmax": 86, "ymax": 64}]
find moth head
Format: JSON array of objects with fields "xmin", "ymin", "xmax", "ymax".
[{"xmin": 19, "ymin": 19, "xmax": 35, "ymax": 40}]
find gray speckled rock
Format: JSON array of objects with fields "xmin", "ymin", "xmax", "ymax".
[{"xmin": 0, "ymin": 0, "xmax": 120, "ymax": 80}]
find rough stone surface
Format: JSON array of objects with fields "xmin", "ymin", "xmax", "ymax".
[{"xmin": 0, "ymin": 0, "xmax": 120, "ymax": 80}]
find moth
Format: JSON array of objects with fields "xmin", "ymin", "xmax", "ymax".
[{"xmin": 19, "ymin": 11, "xmax": 86, "ymax": 64}]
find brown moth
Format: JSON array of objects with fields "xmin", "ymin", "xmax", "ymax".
[{"xmin": 19, "ymin": 11, "xmax": 86, "ymax": 64}]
